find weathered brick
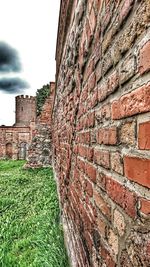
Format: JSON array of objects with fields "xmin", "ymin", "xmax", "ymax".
[
  {"xmin": 119, "ymin": 0, "xmax": 134, "ymax": 24},
  {"xmin": 97, "ymin": 127, "xmax": 117, "ymax": 145},
  {"xmin": 106, "ymin": 176, "xmax": 137, "ymax": 218},
  {"xmin": 138, "ymin": 121, "xmax": 150, "ymax": 150},
  {"xmin": 89, "ymin": 6, "xmax": 96, "ymax": 34},
  {"xmin": 94, "ymin": 189, "xmax": 111, "ymax": 220},
  {"xmin": 88, "ymin": 72, "xmax": 96, "ymax": 92},
  {"xmin": 112, "ymin": 83, "xmax": 150, "ymax": 119},
  {"xmin": 77, "ymin": 158, "xmax": 85, "ymax": 172},
  {"xmin": 120, "ymin": 121, "xmax": 136, "ymax": 146},
  {"xmin": 84, "ymin": 179, "xmax": 93, "ymax": 197},
  {"xmin": 84, "ymin": 59, "xmax": 94, "ymax": 83},
  {"xmin": 139, "ymin": 41, "xmax": 150, "ymax": 75},
  {"xmin": 94, "ymin": 149, "xmax": 110, "ymax": 169},
  {"xmin": 114, "ymin": 209, "xmax": 125, "ymax": 236},
  {"xmin": 97, "ymin": 215, "xmax": 107, "ymax": 238},
  {"xmin": 95, "ymin": 103, "xmax": 111, "ymax": 122},
  {"xmin": 108, "ymin": 229, "xmax": 119, "ymax": 256},
  {"xmin": 85, "ymin": 162, "xmax": 97, "ymax": 183},
  {"xmin": 120, "ymin": 55, "xmax": 136, "ymax": 85},
  {"xmin": 111, "ymin": 152, "xmax": 123, "ymax": 175},
  {"xmin": 100, "ymin": 244, "xmax": 116, "ymax": 267},
  {"xmin": 139, "ymin": 198, "xmax": 150, "ymax": 215},
  {"xmin": 124, "ymin": 156, "xmax": 150, "ymax": 188}
]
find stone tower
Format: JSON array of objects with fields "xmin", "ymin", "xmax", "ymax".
[{"xmin": 15, "ymin": 95, "xmax": 36, "ymax": 126}]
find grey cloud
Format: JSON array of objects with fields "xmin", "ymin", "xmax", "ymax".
[
  {"xmin": 0, "ymin": 77, "xmax": 30, "ymax": 94},
  {"xmin": 0, "ymin": 42, "xmax": 22, "ymax": 73}
]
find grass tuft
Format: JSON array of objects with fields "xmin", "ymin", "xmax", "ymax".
[{"xmin": 0, "ymin": 160, "xmax": 69, "ymax": 267}]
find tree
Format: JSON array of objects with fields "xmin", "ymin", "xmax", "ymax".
[{"xmin": 36, "ymin": 84, "xmax": 50, "ymax": 116}]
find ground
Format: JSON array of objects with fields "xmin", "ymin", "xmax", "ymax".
[{"xmin": 0, "ymin": 160, "xmax": 69, "ymax": 267}]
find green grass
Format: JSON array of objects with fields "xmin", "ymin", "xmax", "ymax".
[{"xmin": 0, "ymin": 160, "xmax": 69, "ymax": 267}]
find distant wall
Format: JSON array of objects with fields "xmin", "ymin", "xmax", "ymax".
[
  {"xmin": 0, "ymin": 126, "xmax": 31, "ymax": 159},
  {"xmin": 0, "ymin": 94, "xmax": 36, "ymax": 160},
  {"xmin": 26, "ymin": 82, "xmax": 55, "ymax": 168},
  {"xmin": 53, "ymin": 0, "xmax": 150, "ymax": 266}
]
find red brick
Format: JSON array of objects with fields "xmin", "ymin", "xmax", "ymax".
[
  {"xmin": 97, "ymin": 216, "xmax": 107, "ymax": 238},
  {"xmin": 85, "ymin": 18, "xmax": 93, "ymax": 50},
  {"xmin": 85, "ymin": 162, "xmax": 97, "ymax": 183},
  {"xmin": 86, "ymin": 147, "xmax": 94, "ymax": 162},
  {"xmin": 138, "ymin": 121, "xmax": 150, "ymax": 150},
  {"xmin": 139, "ymin": 198, "xmax": 150, "ymax": 215},
  {"xmin": 100, "ymin": 244, "xmax": 116, "ymax": 267},
  {"xmin": 119, "ymin": 0, "xmax": 134, "ymax": 24},
  {"xmin": 108, "ymin": 70, "xmax": 119, "ymax": 93},
  {"xmin": 89, "ymin": 6, "xmax": 96, "ymax": 34},
  {"xmin": 94, "ymin": 190, "xmax": 111, "ymax": 220},
  {"xmin": 97, "ymin": 171, "xmax": 107, "ymax": 190},
  {"xmin": 77, "ymin": 158, "xmax": 85, "ymax": 172},
  {"xmin": 98, "ymin": 70, "xmax": 119, "ymax": 102},
  {"xmin": 106, "ymin": 177, "xmax": 137, "ymax": 218},
  {"xmin": 112, "ymin": 83, "xmax": 150, "ymax": 119},
  {"xmin": 95, "ymin": 104, "xmax": 111, "ymax": 122},
  {"xmin": 88, "ymin": 72, "xmax": 96, "ymax": 92},
  {"xmin": 94, "ymin": 149, "xmax": 110, "ymax": 169},
  {"xmin": 124, "ymin": 156, "xmax": 150, "ymax": 189},
  {"xmin": 96, "ymin": 127, "xmax": 117, "ymax": 145},
  {"xmin": 88, "ymin": 89, "xmax": 98, "ymax": 110},
  {"xmin": 84, "ymin": 59, "xmax": 94, "ymax": 82},
  {"xmin": 78, "ymin": 145, "xmax": 87, "ymax": 158},
  {"xmin": 78, "ymin": 145, "xmax": 94, "ymax": 161},
  {"xmin": 80, "ymin": 84, "xmax": 88, "ymax": 102},
  {"xmin": 139, "ymin": 41, "xmax": 150, "ymax": 74},
  {"xmin": 78, "ymin": 132, "xmax": 91, "ymax": 145},
  {"xmin": 120, "ymin": 55, "xmax": 135, "ymax": 85},
  {"xmin": 98, "ymin": 80, "xmax": 108, "ymax": 102},
  {"xmin": 87, "ymin": 111, "xmax": 95, "ymax": 128},
  {"xmin": 84, "ymin": 179, "xmax": 93, "ymax": 197}
]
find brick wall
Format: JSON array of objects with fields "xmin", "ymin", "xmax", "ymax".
[
  {"xmin": 0, "ymin": 94, "xmax": 36, "ymax": 160},
  {"xmin": 0, "ymin": 126, "xmax": 31, "ymax": 159},
  {"xmin": 26, "ymin": 82, "xmax": 55, "ymax": 168},
  {"xmin": 53, "ymin": 0, "xmax": 150, "ymax": 266}
]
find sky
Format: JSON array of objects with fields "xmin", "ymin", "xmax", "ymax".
[{"xmin": 0, "ymin": 0, "xmax": 60, "ymax": 125}]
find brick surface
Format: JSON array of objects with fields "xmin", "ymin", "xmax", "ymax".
[
  {"xmin": 120, "ymin": 121, "xmax": 136, "ymax": 146},
  {"xmin": 139, "ymin": 41, "xmax": 150, "ymax": 75},
  {"xmin": 94, "ymin": 149, "xmax": 110, "ymax": 169},
  {"xmin": 94, "ymin": 189, "xmax": 111, "ymax": 220},
  {"xmin": 139, "ymin": 198, "xmax": 150, "ymax": 215},
  {"xmin": 138, "ymin": 121, "xmax": 150, "ymax": 150},
  {"xmin": 124, "ymin": 156, "xmax": 150, "ymax": 188},
  {"xmin": 112, "ymin": 83, "xmax": 150, "ymax": 120}
]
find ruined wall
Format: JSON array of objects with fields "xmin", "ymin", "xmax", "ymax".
[
  {"xmin": 0, "ymin": 126, "xmax": 31, "ymax": 159},
  {"xmin": 26, "ymin": 82, "xmax": 55, "ymax": 168},
  {"xmin": 53, "ymin": 0, "xmax": 150, "ymax": 266}
]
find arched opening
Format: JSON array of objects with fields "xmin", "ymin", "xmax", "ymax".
[
  {"xmin": 6, "ymin": 143, "xmax": 13, "ymax": 159},
  {"xmin": 19, "ymin": 142, "xmax": 28, "ymax": 160}
]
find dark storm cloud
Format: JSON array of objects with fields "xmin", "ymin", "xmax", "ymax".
[
  {"xmin": 0, "ymin": 42, "xmax": 22, "ymax": 73},
  {"xmin": 0, "ymin": 77, "xmax": 29, "ymax": 94}
]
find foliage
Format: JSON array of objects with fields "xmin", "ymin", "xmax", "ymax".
[
  {"xmin": 0, "ymin": 160, "xmax": 69, "ymax": 267},
  {"xmin": 36, "ymin": 84, "xmax": 50, "ymax": 116}
]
